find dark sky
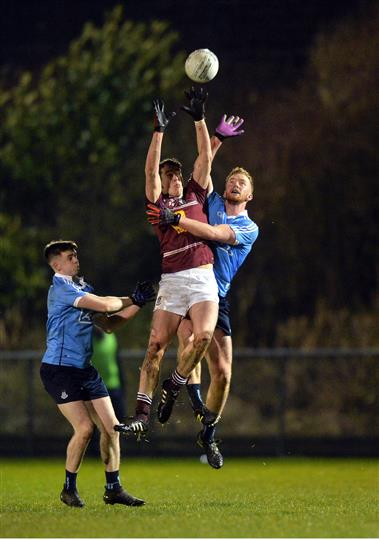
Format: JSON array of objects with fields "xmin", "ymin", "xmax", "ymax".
[{"xmin": 1, "ymin": 0, "xmax": 374, "ymax": 89}]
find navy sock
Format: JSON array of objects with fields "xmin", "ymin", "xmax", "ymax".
[
  {"xmin": 186, "ymin": 383, "xmax": 204, "ymax": 411},
  {"xmin": 202, "ymin": 424, "xmax": 217, "ymax": 444},
  {"xmin": 105, "ymin": 470, "xmax": 121, "ymax": 491},
  {"xmin": 64, "ymin": 470, "xmax": 77, "ymax": 492}
]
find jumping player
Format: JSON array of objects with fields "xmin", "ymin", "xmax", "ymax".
[
  {"xmin": 115, "ymin": 88, "xmax": 219, "ymax": 437},
  {"xmin": 147, "ymin": 115, "xmax": 259, "ymax": 468}
]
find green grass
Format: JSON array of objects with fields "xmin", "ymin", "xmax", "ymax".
[{"xmin": 0, "ymin": 457, "xmax": 378, "ymax": 538}]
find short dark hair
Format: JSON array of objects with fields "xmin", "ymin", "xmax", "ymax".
[
  {"xmin": 44, "ymin": 240, "xmax": 78, "ymax": 262},
  {"xmin": 159, "ymin": 157, "xmax": 182, "ymax": 175}
]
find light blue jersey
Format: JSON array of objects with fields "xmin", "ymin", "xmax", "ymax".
[
  {"xmin": 207, "ymin": 191, "xmax": 259, "ymax": 297},
  {"xmin": 42, "ymin": 274, "xmax": 94, "ymax": 368}
]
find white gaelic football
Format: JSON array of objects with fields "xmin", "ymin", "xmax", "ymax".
[{"xmin": 185, "ymin": 49, "xmax": 219, "ymax": 83}]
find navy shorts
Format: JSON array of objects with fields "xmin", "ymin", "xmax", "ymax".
[
  {"xmin": 216, "ymin": 296, "xmax": 232, "ymax": 336},
  {"xmin": 40, "ymin": 363, "xmax": 109, "ymax": 405}
]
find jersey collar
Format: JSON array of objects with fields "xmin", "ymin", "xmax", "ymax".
[
  {"xmin": 227, "ymin": 209, "xmax": 249, "ymax": 219},
  {"xmin": 55, "ymin": 273, "xmax": 86, "ymax": 286}
]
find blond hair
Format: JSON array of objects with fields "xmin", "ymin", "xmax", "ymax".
[{"xmin": 226, "ymin": 167, "xmax": 254, "ymax": 192}]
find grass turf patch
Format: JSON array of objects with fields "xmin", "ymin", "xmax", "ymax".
[{"xmin": 0, "ymin": 457, "xmax": 378, "ymax": 537}]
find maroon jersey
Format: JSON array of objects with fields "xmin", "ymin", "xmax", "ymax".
[{"xmin": 148, "ymin": 178, "xmax": 214, "ymax": 273}]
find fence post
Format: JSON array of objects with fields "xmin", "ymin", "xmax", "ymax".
[
  {"xmin": 26, "ymin": 358, "xmax": 35, "ymax": 455},
  {"xmin": 277, "ymin": 355, "xmax": 287, "ymax": 456}
]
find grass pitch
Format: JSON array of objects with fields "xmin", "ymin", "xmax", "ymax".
[{"xmin": 0, "ymin": 457, "xmax": 378, "ymax": 538}]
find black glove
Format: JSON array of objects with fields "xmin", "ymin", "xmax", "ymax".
[
  {"xmin": 146, "ymin": 203, "xmax": 181, "ymax": 226},
  {"xmin": 131, "ymin": 281, "xmax": 156, "ymax": 307},
  {"xmin": 180, "ymin": 86, "xmax": 208, "ymax": 121},
  {"xmin": 153, "ymin": 98, "xmax": 176, "ymax": 132}
]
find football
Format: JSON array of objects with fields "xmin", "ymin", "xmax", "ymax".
[{"xmin": 185, "ymin": 49, "xmax": 219, "ymax": 83}]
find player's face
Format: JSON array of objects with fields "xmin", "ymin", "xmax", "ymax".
[
  {"xmin": 53, "ymin": 250, "xmax": 80, "ymax": 277},
  {"xmin": 224, "ymin": 173, "xmax": 252, "ymax": 204},
  {"xmin": 160, "ymin": 165, "xmax": 184, "ymax": 198}
]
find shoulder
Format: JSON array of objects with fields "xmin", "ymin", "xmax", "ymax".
[
  {"xmin": 237, "ymin": 216, "xmax": 259, "ymax": 235},
  {"xmin": 230, "ymin": 215, "xmax": 259, "ymax": 245},
  {"xmin": 243, "ymin": 216, "xmax": 259, "ymax": 231},
  {"xmin": 186, "ymin": 177, "xmax": 207, "ymax": 195},
  {"xmin": 145, "ymin": 194, "xmax": 163, "ymax": 207},
  {"xmin": 207, "ymin": 190, "xmax": 224, "ymax": 207},
  {"xmin": 53, "ymin": 275, "xmax": 91, "ymax": 296}
]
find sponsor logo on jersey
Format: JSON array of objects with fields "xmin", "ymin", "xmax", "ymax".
[
  {"xmin": 171, "ymin": 210, "xmax": 187, "ymax": 234},
  {"xmin": 79, "ymin": 310, "xmax": 93, "ymax": 324}
]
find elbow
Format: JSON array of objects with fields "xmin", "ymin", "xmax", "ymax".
[
  {"xmin": 204, "ymin": 152, "xmax": 212, "ymax": 167},
  {"xmin": 145, "ymin": 167, "xmax": 155, "ymax": 179},
  {"xmin": 210, "ymin": 231, "xmax": 221, "ymax": 241},
  {"xmin": 103, "ymin": 299, "xmax": 121, "ymax": 313}
]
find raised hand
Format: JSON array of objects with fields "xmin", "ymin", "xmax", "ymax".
[
  {"xmin": 153, "ymin": 99, "xmax": 176, "ymax": 132},
  {"xmin": 180, "ymin": 86, "xmax": 208, "ymax": 121},
  {"xmin": 131, "ymin": 281, "xmax": 156, "ymax": 307},
  {"xmin": 146, "ymin": 203, "xmax": 181, "ymax": 226},
  {"xmin": 215, "ymin": 114, "xmax": 245, "ymax": 141}
]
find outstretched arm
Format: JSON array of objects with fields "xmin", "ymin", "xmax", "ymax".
[
  {"xmin": 145, "ymin": 99, "xmax": 176, "ymax": 202},
  {"xmin": 181, "ymin": 87, "xmax": 212, "ymax": 189},
  {"xmin": 192, "ymin": 119, "xmax": 212, "ymax": 189},
  {"xmin": 76, "ymin": 281, "xmax": 156, "ymax": 314},
  {"xmin": 211, "ymin": 114, "xmax": 244, "ymax": 160},
  {"xmin": 179, "ymin": 215, "xmax": 236, "ymax": 244},
  {"xmin": 208, "ymin": 115, "xmax": 245, "ymax": 193},
  {"xmin": 93, "ymin": 304, "xmax": 140, "ymax": 333},
  {"xmin": 146, "ymin": 204, "xmax": 236, "ymax": 244}
]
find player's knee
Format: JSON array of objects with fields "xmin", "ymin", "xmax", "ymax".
[
  {"xmin": 147, "ymin": 338, "xmax": 166, "ymax": 360},
  {"xmin": 213, "ymin": 369, "xmax": 231, "ymax": 389},
  {"xmin": 105, "ymin": 426, "xmax": 120, "ymax": 440},
  {"xmin": 77, "ymin": 421, "xmax": 94, "ymax": 441},
  {"xmin": 193, "ymin": 330, "xmax": 213, "ymax": 353}
]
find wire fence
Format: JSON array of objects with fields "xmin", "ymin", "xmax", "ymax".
[{"xmin": 1, "ymin": 348, "xmax": 378, "ymax": 457}]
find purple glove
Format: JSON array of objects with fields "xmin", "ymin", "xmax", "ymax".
[{"xmin": 215, "ymin": 114, "xmax": 245, "ymax": 141}]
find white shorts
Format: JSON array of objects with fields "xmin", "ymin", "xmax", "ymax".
[{"xmin": 154, "ymin": 267, "xmax": 219, "ymax": 317}]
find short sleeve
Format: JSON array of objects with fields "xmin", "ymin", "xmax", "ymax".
[
  {"xmin": 55, "ymin": 279, "xmax": 89, "ymax": 307},
  {"xmin": 230, "ymin": 222, "xmax": 259, "ymax": 247},
  {"xmin": 185, "ymin": 177, "xmax": 207, "ymax": 205}
]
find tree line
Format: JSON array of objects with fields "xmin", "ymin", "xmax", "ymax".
[{"xmin": 1, "ymin": 4, "xmax": 378, "ymax": 348}]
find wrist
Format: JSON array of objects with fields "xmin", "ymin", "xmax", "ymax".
[
  {"xmin": 214, "ymin": 131, "xmax": 225, "ymax": 141},
  {"xmin": 120, "ymin": 297, "xmax": 132, "ymax": 309},
  {"xmin": 131, "ymin": 294, "xmax": 144, "ymax": 308}
]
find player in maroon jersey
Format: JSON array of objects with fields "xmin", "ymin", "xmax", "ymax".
[{"xmin": 115, "ymin": 88, "xmax": 219, "ymax": 437}]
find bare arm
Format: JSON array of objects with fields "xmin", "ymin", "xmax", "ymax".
[
  {"xmin": 192, "ymin": 119, "xmax": 212, "ymax": 189},
  {"xmin": 208, "ymin": 115, "xmax": 245, "ymax": 193},
  {"xmin": 146, "ymin": 203, "xmax": 235, "ymax": 243},
  {"xmin": 145, "ymin": 131, "xmax": 163, "ymax": 203},
  {"xmin": 77, "ymin": 280, "xmax": 155, "ymax": 314},
  {"xmin": 211, "ymin": 135, "xmax": 223, "ymax": 160},
  {"xmin": 145, "ymin": 99, "xmax": 176, "ymax": 202},
  {"xmin": 76, "ymin": 293, "xmax": 133, "ymax": 313},
  {"xmin": 207, "ymin": 135, "xmax": 223, "ymax": 195},
  {"xmin": 179, "ymin": 215, "xmax": 236, "ymax": 244},
  {"xmin": 93, "ymin": 305, "xmax": 140, "ymax": 333},
  {"xmin": 181, "ymin": 88, "xmax": 211, "ymax": 189}
]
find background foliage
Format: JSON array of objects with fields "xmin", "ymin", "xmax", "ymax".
[{"xmin": 0, "ymin": 4, "xmax": 378, "ymax": 348}]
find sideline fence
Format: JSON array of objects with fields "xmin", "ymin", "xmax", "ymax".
[{"xmin": 1, "ymin": 348, "xmax": 378, "ymax": 457}]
